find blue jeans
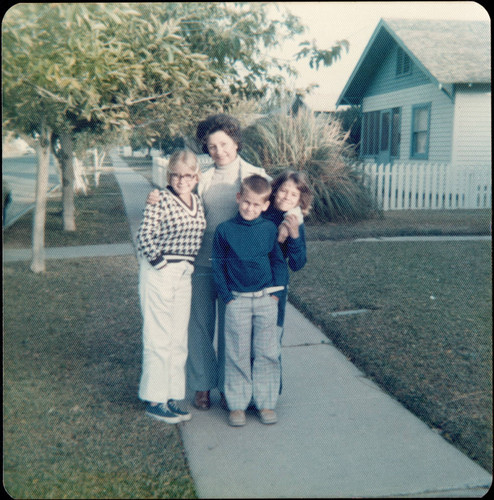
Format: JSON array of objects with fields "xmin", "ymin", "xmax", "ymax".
[{"xmin": 224, "ymin": 294, "xmax": 280, "ymax": 411}]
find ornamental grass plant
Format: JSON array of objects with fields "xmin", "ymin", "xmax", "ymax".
[{"xmin": 242, "ymin": 108, "xmax": 380, "ymax": 221}]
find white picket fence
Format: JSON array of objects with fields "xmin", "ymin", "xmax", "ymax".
[
  {"xmin": 358, "ymin": 162, "xmax": 491, "ymax": 210},
  {"xmin": 152, "ymin": 157, "xmax": 491, "ymax": 210}
]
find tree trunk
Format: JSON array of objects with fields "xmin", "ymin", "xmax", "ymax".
[
  {"xmin": 30, "ymin": 123, "xmax": 52, "ymax": 273},
  {"xmin": 59, "ymin": 130, "xmax": 76, "ymax": 231},
  {"xmin": 93, "ymin": 148, "xmax": 106, "ymax": 187}
]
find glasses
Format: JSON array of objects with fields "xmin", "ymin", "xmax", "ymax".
[{"xmin": 169, "ymin": 173, "xmax": 196, "ymax": 182}]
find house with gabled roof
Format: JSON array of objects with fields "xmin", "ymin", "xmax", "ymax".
[{"xmin": 337, "ymin": 18, "xmax": 491, "ymax": 167}]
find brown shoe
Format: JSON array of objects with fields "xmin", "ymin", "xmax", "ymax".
[{"xmin": 193, "ymin": 390, "xmax": 210, "ymax": 410}]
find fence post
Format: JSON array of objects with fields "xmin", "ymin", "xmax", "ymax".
[{"xmin": 389, "ymin": 163, "xmax": 397, "ymax": 209}]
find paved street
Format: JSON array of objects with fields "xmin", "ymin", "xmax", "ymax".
[{"xmin": 2, "ymin": 154, "xmax": 60, "ymax": 227}]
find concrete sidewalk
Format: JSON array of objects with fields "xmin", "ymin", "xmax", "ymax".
[
  {"xmin": 181, "ymin": 307, "xmax": 491, "ymax": 498},
  {"xmin": 5, "ymin": 154, "xmax": 492, "ymax": 497},
  {"xmin": 108, "ymin": 155, "xmax": 490, "ymax": 498}
]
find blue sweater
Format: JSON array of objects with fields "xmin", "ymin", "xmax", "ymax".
[
  {"xmin": 262, "ymin": 205, "xmax": 307, "ymax": 272},
  {"xmin": 211, "ymin": 213, "xmax": 289, "ymax": 304},
  {"xmin": 262, "ymin": 205, "xmax": 308, "ymax": 327}
]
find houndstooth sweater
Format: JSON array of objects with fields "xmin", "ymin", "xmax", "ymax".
[{"xmin": 136, "ymin": 187, "xmax": 206, "ymax": 269}]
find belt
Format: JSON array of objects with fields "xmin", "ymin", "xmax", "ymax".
[
  {"xmin": 151, "ymin": 255, "xmax": 195, "ymax": 269},
  {"xmin": 231, "ymin": 286, "xmax": 285, "ymax": 298}
]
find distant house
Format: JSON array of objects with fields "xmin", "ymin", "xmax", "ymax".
[{"xmin": 336, "ymin": 18, "xmax": 491, "ymax": 167}]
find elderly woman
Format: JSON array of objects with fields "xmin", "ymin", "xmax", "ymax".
[{"xmin": 149, "ymin": 114, "xmax": 269, "ymax": 410}]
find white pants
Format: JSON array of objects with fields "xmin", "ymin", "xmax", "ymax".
[{"xmin": 138, "ymin": 259, "xmax": 194, "ymax": 403}]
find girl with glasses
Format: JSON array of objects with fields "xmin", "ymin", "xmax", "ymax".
[{"xmin": 136, "ymin": 150, "xmax": 206, "ymax": 423}]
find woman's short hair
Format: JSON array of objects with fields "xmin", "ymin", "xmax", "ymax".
[
  {"xmin": 270, "ymin": 170, "xmax": 313, "ymax": 215},
  {"xmin": 196, "ymin": 114, "xmax": 243, "ymax": 154}
]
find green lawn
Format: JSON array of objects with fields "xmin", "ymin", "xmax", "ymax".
[
  {"xmin": 306, "ymin": 208, "xmax": 491, "ymax": 240},
  {"xmin": 289, "ymin": 238, "xmax": 492, "ymax": 471},
  {"xmin": 3, "ymin": 172, "xmax": 130, "ymax": 249},
  {"xmin": 3, "ymin": 172, "xmax": 197, "ymax": 499},
  {"xmin": 3, "ymin": 168, "xmax": 492, "ymax": 498},
  {"xmin": 3, "ymin": 255, "xmax": 197, "ymax": 499}
]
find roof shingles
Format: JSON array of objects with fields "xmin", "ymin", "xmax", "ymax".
[{"xmin": 383, "ymin": 18, "xmax": 491, "ymax": 83}]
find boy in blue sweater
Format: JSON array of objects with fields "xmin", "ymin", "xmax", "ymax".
[{"xmin": 211, "ymin": 175, "xmax": 288, "ymax": 427}]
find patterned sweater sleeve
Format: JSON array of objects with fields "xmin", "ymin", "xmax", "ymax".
[{"xmin": 136, "ymin": 192, "xmax": 168, "ymax": 268}]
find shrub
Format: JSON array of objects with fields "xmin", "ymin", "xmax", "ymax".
[{"xmin": 242, "ymin": 109, "xmax": 380, "ymax": 222}]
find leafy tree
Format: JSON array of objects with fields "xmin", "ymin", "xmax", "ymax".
[
  {"xmin": 124, "ymin": 2, "xmax": 306, "ymax": 149},
  {"xmin": 2, "ymin": 2, "xmax": 350, "ymax": 271},
  {"xmin": 164, "ymin": 2, "xmax": 303, "ymax": 99},
  {"xmin": 295, "ymin": 39, "xmax": 350, "ymax": 70},
  {"xmin": 2, "ymin": 3, "xmax": 223, "ymax": 270}
]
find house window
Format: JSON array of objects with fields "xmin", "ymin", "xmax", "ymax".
[
  {"xmin": 411, "ymin": 103, "xmax": 431, "ymax": 159},
  {"xmin": 362, "ymin": 111, "xmax": 379, "ymax": 156},
  {"xmin": 396, "ymin": 47, "xmax": 411, "ymax": 76},
  {"xmin": 380, "ymin": 112, "xmax": 390, "ymax": 151},
  {"xmin": 362, "ymin": 108, "xmax": 401, "ymax": 159},
  {"xmin": 390, "ymin": 108, "xmax": 401, "ymax": 157}
]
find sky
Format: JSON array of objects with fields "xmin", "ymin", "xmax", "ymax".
[{"xmin": 273, "ymin": 1, "xmax": 490, "ymax": 109}]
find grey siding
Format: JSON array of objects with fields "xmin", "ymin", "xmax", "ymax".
[
  {"xmin": 363, "ymin": 84, "xmax": 454, "ymax": 161},
  {"xmin": 366, "ymin": 45, "xmax": 430, "ymax": 96},
  {"xmin": 451, "ymin": 87, "xmax": 491, "ymax": 167}
]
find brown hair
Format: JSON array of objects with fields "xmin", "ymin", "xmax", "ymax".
[
  {"xmin": 270, "ymin": 171, "xmax": 313, "ymax": 215},
  {"xmin": 239, "ymin": 174, "xmax": 272, "ymax": 202},
  {"xmin": 196, "ymin": 114, "xmax": 242, "ymax": 154}
]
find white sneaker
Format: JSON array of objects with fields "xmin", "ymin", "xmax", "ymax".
[
  {"xmin": 259, "ymin": 409, "xmax": 277, "ymax": 425},
  {"xmin": 229, "ymin": 410, "xmax": 246, "ymax": 427}
]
